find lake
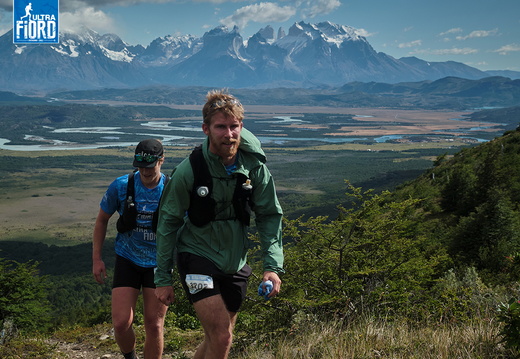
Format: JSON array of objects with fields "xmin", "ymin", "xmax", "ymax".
[{"xmin": 0, "ymin": 111, "xmax": 503, "ymax": 151}]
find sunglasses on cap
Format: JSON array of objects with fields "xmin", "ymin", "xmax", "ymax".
[{"xmin": 134, "ymin": 154, "xmax": 162, "ymax": 163}]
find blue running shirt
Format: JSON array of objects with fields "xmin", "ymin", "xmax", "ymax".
[{"xmin": 100, "ymin": 172, "xmax": 167, "ymax": 268}]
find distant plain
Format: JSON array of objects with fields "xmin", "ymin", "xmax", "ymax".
[{"xmin": 0, "ymin": 102, "xmax": 512, "ymax": 245}]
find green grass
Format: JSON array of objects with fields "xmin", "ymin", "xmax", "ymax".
[
  {"xmin": 1, "ymin": 315, "xmax": 513, "ymax": 359},
  {"xmin": 232, "ymin": 316, "xmax": 513, "ymax": 359}
]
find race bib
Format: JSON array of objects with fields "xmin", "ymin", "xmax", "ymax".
[{"xmin": 185, "ymin": 274, "xmax": 214, "ymax": 294}]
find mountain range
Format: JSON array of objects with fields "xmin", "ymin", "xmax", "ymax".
[{"xmin": 1, "ymin": 21, "xmax": 518, "ymax": 93}]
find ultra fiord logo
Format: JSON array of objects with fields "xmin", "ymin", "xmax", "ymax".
[{"xmin": 13, "ymin": 0, "xmax": 59, "ymax": 44}]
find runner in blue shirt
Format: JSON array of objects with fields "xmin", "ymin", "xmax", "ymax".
[{"xmin": 92, "ymin": 139, "xmax": 169, "ymax": 359}]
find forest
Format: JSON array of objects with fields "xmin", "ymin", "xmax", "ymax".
[{"xmin": 2, "ymin": 108, "xmax": 520, "ymax": 357}]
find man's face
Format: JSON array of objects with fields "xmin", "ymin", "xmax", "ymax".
[
  {"xmin": 138, "ymin": 158, "xmax": 163, "ymax": 187},
  {"xmin": 203, "ymin": 111, "xmax": 243, "ymax": 164}
]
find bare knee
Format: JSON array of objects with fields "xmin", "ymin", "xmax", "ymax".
[
  {"xmin": 209, "ymin": 328, "xmax": 233, "ymax": 350},
  {"xmin": 112, "ymin": 315, "xmax": 133, "ymax": 334},
  {"xmin": 220, "ymin": 331, "xmax": 233, "ymax": 349},
  {"xmin": 144, "ymin": 318, "xmax": 164, "ymax": 337},
  {"xmin": 111, "ymin": 287, "xmax": 139, "ymax": 336}
]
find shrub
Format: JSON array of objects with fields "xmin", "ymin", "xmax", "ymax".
[
  {"xmin": 0, "ymin": 258, "xmax": 51, "ymax": 343},
  {"xmin": 497, "ymin": 298, "xmax": 520, "ymax": 350}
]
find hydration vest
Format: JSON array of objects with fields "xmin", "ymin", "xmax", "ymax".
[
  {"xmin": 187, "ymin": 145, "xmax": 254, "ymax": 227},
  {"xmin": 116, "ymin": 171, "xmax": 169, "ymax": 233}
]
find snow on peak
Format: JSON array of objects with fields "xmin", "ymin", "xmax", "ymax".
[
  {"xmin": 275, "ymin": 21, "xmax": 364, "ymax": 51},
  {"xmin": 100, "ymin": 46, "xmax": 135, "ymax": 63}
]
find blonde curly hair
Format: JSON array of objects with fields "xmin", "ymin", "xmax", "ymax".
[{"xmin": 202, "ymin": 89, "xmax": 244, "ymax": 125}]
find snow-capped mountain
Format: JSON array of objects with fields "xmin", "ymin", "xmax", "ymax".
[
  {"xmin": 0, "ymin": 26, "xmax": 150, "ymax": 92},
  {"xmin": 136, "ymin": 34, "xmax": 202, "ymax": 66},
  {"xmin": 0, "ymin": 21, "xmax": 500, "ymax": 93}
]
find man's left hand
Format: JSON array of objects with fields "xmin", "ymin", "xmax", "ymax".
[{"xmin": 262, "ymin": 271, "xmax": 281, "ymax": 298}]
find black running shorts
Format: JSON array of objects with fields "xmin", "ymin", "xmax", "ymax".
[
  {"xmin": 177, "ymin": 252, "xmax": 252, "ymax": 313},
  {"xmin": 112, "ymin": 255, "xmax": 156, "ymax": 289}
]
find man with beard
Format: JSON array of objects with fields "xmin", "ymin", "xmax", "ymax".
[{"xmin": 154, "ymin": 90, "xmax": 284, "ymax": 359}]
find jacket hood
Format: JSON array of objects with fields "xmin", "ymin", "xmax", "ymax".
[{"xmin": 238, "ymin": 127, "xmax": 266, "ymax": 163}]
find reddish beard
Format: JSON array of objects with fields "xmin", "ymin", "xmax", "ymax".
[{"xmin": 209, "ymin": 133, "xmax": 241, "ymax": 161}]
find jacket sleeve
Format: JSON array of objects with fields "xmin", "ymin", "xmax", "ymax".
[
  {"xmin": 155, "ymin": 161, "xmax": 193, "ymax": 287},
  {"xmin": 251, "ymin": 164, "xmax": 285, "ymax": 274}
]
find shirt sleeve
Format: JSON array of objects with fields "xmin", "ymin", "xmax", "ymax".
[
  {"xmin": 154, "ymin": 162, "xmax": 193, "ymax": 286},
  {"xmin": 100, "ymin": 176, "xmax": 125, "ymax": 216},
  {"xmin": 251, "ymin": 164, "xmax": 285, "ymax": 274}
]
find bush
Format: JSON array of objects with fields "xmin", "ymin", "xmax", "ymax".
[
  {"xmin": 242, "ymin": 182, "xmax": 453, "ymax": 342},
  {"xmin": 0, "ymin": 258, "xmax": 51, "ymax": 343},
  {"xmin": 497, "ymin": 298, "xmax": 520, "ymax": 350},
  {"xmin": 422, "ymin": 267, "xmax": 501, "ymax": 324}
]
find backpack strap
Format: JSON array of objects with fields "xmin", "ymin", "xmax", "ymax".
[
  {"xmin": 233, "ymin": 172, "xmax": 254, "ymax": 226},
  {"xmin": 187, "ymin": 145, "xmax": 253, "ymax": 227},
  {"xmin": 127, "ymin": 171, "xmax": 136, "ymax": 203},
  {"xmin": 151, "ymin": 174, "xmax": 169, "ymax": 232},
  {"xmin": 117, "ymin": 171, "xmax": 169, "ymax": 234},
  {"xmin": 116, "ymin": 171, "xmax": 137, "ymax": 233},
  {"xmin": 188, "ymin": 146, "xmax": 216, "ymax": 226}
]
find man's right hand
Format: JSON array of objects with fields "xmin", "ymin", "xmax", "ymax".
[
  {"xmin": 92, "ymin": 259, "xmax": 107, "ymax": 284},
  {"xmin": 155, "ymin": 285, "xmax": 175, "ymax": 306}
]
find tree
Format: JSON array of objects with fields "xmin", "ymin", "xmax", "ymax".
[
  {"xmin": 261, "ymin": 182, "xmax": 449, "ymax": 321},
  {"xmin": 450, "ymin": 187, "xmax": 520, "ymax": 278},
  {"xmin": 0, "ymin": 258, "xmax": 51, "ymax": 343}
]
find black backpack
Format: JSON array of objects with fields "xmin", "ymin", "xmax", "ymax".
[
  {"xmin": 116, "ymin": 171, "xmax": 169, "ymax": 233},
  {"xmin": 187, "ymin": 145, "xmax": 254, "ymax": 227}
]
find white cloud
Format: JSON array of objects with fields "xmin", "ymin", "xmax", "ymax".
[
  {"xmin": 412, "ymin": 47, "xmax": 478, "ymax": 56},
  {"xmin": 60, "ymin": 7, "xmax": 117, "ymax": 34},
  {"xmin": 0, "ymin": 1, "xmax": 119, "ymax": 37},
  {"xmin": 456, "ymin": 28, "xmax": 498, "ymax": 40},
  {"xmin": 356, "ymin": 28, "xmax": 375, "ymax": 38},
  {"xmin": 399, "ymin": 40, "xmax": 422, "ymax": 49},
  {"xmin": 0, "ymin": 0, "xmax": 236, "ymax": 12},
  {"xmin": 0, "ymin": 0, "xmax": 11, "ymax": 11},
  {"xmin": 220, "ymin": 2, "xmax": 296, "ymax": 30},
  {"xmin": 0, "ymin": 0, "xmax": 169, "ymax": 14},
  {"xmin": 439, "ymin": 28, "xmax": 462, "ymax": 37},
  {"xmin": 299, "ymin": 0, "xmax": 341, "ymax": 18},
  {"xmin": 493, "ymin": 44, "xmax": 520, "ymax": 55},
  {"xmin": 0, "ymin": 26, "xmax": 8, "ymax": 38},
  {"xmin": 193, "ymin": 0, "xmax": 243, "ymax": 3},
  {"xmin": 51, "ymin": 0, "xmax": 168, "ymax": 12}
]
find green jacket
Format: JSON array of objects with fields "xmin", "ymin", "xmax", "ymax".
[{"xmin": 155, "ymin": 128, "xmax": 284, "ymax": 287}]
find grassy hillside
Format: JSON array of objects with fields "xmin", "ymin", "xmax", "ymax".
[
  {"xmin": 390, "ymin": 126, "xmax": 520, "ymax": 282},
  {"xmin": 1, "ymin": 100, "xmax": 519, "ymax": 357},
  {"xmin": 3, "ymin": 126, "xmax": 520, "ymax": 358}
]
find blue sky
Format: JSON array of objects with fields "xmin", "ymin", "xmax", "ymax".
[{"xmin": 1, "ymin": 0, "xmax": 519, "ymax": 71}]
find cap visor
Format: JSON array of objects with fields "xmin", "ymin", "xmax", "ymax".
[{"xmin": 133, "ymin": 160, "xmax": 157, "ymax": 168}]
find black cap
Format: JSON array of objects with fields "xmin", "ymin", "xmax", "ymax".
[{"xmin": 133, "ymin": 139, "xmax": 164, "ymax": 168}]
